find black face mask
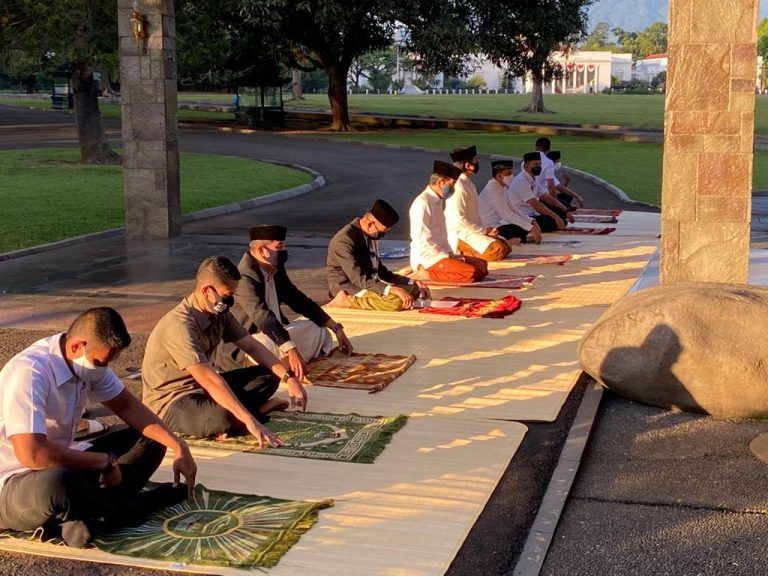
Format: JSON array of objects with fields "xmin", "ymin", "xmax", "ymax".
[
  {"xmin": 211, "ymin": 293, "xmax": 234, "ymax": 314},
  {"xmin": 530, "ymin": 166, "xmax": 542, "ymax": 176},
  {"xmin": 470, "ymin": 161, "xmax": 480, "ymax": 174},
  {"xmin": 276, "ymin": 249, "xmax": 288, "ymax": 269}
]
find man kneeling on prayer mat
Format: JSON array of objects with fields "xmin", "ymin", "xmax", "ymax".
[
  {"xmin": 0, "ymin": 307, "xmax": 197, "ymax": 548},
  {"xmin": 546, "ymin": 150, "xmax": 585, "ymax": 210},
  {"xmin": 507, "ymin": 152, "xmax": 568, "ymax": 233},
  {"xmin": 143, "ymin": 256, "xmax": 307, "ymax": 445},
  {"xmin": 478, "ymin": 160, "xmax": 543, "ymax": 245},
  {"xmin": 213, "ymin": 225, "xmax": 353, "ymax": 382},
  {"xmin": 445, "ymin": 145, "xmax": 515, "ymax": 261},
  {"xmin": 408, "ymin": 161, "xmax": 489, "ymax": 283},
  {"xmin": 327, "ymin": 199, "xmax": 431, "ymax": 311}
]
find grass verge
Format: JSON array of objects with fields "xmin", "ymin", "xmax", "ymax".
[
  {"xmin": 307, "ymin": 129, "xmax": 768, "ymax": 206},
  {"xmin": 0, "ymin": 149, "xmax": 312, "ymax": 252}
]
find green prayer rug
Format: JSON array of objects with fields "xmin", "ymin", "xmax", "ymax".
[
  {"xmin": 94, "ymin": 484, "xmax": 332, "ymax": 568},
  {"xmin": 0, "ymin": 484, "xmax": 332, "ymax": 570},
  {"xmin": 186, "ymin": 411, "xmax": 408, "ymax": 463}
]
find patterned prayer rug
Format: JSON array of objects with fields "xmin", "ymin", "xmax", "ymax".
[
  {"xmin": 574, "ymin": 208, "xmax": 623, "ymax": 217},
  {"xmin": 305, "ymin": 349, "xmax": 417, "ymax": 392},
  {"xmin": 426, "ymin": 273, "xmax": 541, "ymax": 289},
  {"xmin": 419, "ymin": 295, "xmax": 522, "ymax": 319},
  {"xmin": 186, "ymin": 411, "xmax": 408, "ymax": 463},
  {"xmin": 572, "ymin": 214, "xmax": 618, "ymax": 224},
  {"xmin": 504, "ymin": 254, "xmax": 573, "ymax": 265},
  {"xmin": 95, "ymin": 484, "xmax": 333, "ymax": 568},
  {"xmin": 540, "ymin": 239, "xmax": 582, "ymax": 246},
  {"xmin": 0, "ymin": 484, "xmax": 333, "ymax": 570},
  {"xmin": 559, "ymin": 226, "xmax": 616, "ymax": 235}
]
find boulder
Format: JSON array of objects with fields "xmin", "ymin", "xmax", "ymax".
[{"xmin": 578, "ymin": 282, "xmax": 768, "ymax": 417}]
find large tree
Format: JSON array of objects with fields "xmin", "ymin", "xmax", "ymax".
[
  {"xmin": 236, "ymin": 0, "xmax": 402, "ymax": 130},
  {"xmin": 476, "ymin": 0, "xmax": 593, "ymax": 113},
  {"xmin": 7, "ymin": 0, "xmax": 118, "ymax": 164}
]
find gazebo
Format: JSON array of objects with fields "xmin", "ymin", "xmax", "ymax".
[
  {"xmin": 51, "ymin": 63, "xmax": 74, "ymax": 109},
  {"xmin": 233, "ymin": 64, "xmax": 290, "ymax": 129}
]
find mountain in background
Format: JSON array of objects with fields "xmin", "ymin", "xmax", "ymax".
[{"xmin": 587, "ymin": 0, "xmax": 767, "ymax": 32}]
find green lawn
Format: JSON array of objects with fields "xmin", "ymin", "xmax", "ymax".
[
  {"xmin": 309, "ymin": 130, "xmax": 768, "ymax": 206},
  {"xmin": 0, "ymin": 97, "xmax": 234, "ymax": 122},
  {"xmin": 284, "ymin": 93, "xmax": 768, "ymax": 135},
  {"xmin": 6, "ymin": 92, "xmax": 768, "ymax": 135},
  {"xmin": 0, "ymin": 149, "xmax": 312, "ymax": 252}
]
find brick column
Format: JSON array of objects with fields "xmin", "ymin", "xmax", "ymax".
[
  {"xmin": 660, "ymin": 0, "xmax": 758, "ymax": 283},
  {"xmin": 118, "ymin": 0, "xmax": 180, "ymax": 240}
]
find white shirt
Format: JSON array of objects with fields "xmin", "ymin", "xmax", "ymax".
[
  {"xmin": 0, "ymin": 334, "xmax": 124, "ymax": 490},
  {"xmin": 506, "ymin": 170, "xmax": 540, "ymax": 218},
  {"xmin": 535, "ymin": 151, "xmax": 557, "ymax": 197},
  {"xmin": 409, "ymin": 185, "xmax": 452, "ymax": 270},
  {"xmin": 478, "ymin": 178, "xmax": 534, "ymax": 231},
  {"xmin": 445, "ymin": 173, "xmax": 494, "ymax": 254}
]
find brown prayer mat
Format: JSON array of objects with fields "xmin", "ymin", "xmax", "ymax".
[{"xmin": 304, "ymin": 349, "xmax": 417, "ymax": 393}]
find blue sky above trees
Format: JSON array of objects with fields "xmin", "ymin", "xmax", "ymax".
[{"xmin": 588, "ymin": 0, "xmax": 767, "ymax": 32}]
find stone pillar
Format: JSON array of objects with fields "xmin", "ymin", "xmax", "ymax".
[
  {"xmin": 660, "ymin": 0, "xmax": 758, "ymax": 284},
  {"xmin": 118, "ymin": 0, "xmax": 180, "ymax": 240}
]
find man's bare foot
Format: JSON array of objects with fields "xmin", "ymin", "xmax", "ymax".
[
  {"xmin": 506, "ymin": 238, "xmax": 522, "ymax": 248},
  {"xmin": 261, "ymin": 397, "xmax": 290, "ymax": 415},
  {"xmin": 327, "ymin": 290, "xmax": 351, "ymax": 307},
  {"xmin": 407, "ymin": 267, "xmax": 431, "ymax": 281}
]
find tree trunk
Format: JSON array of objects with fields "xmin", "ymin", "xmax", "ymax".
[
  {"xmin": 71, "ymin": 61, "xmax": 119, "ymax": 164},
  {"xmin": 521, "ymin": 80, "xmax": 551, "ymax": 113},
  {"xmin": 291, "ymin": 69, "xmax": 304, "ymax": 100},
  {"xmin": 326, "ymin": 64, "xmax": 350, "ymax": 131}
]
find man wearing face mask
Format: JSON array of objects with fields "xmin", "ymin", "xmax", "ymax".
[
  {"xmin": 408, "ymin": 161, "xmax": 489, "ymax": 283},
  {"xmin": 0, "ymin": 307, "xmax": 197, "ymax": 548},
  {"xmin": 143, "ymin": 255, "xmax": 306, "ymax": 445},
  {"xmin": 506, "ymin": 153, "xmax": 567, "ymax": 232},
  {"xmin": 444, "ymin": 145, "xmax": 514, "ymax": 261},
  {"xmin": 478, "ymin": 160, "xmax": 543, "ymax": 244},
  {"xmin": 326, "ymin": 199, "xmax": 430, "ymax": 311},
  {"xmin": 546, "ymin": 150, "xmax": 585, "ymax": 210},
  {"xmin": 213, "ymin": 225, "xmax": 352, "ymax": 383},
  {"xmin": 534, "ymin": 137, "xmax": 575, "ymax": 224}
]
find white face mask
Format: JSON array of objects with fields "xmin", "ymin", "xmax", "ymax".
[
  {"xmin": 502, "ymin": 175, "xmax": 513, "ymax": 186},
  {"xmin": 72, "ymin": 346, "xmax": 109, "ymax": 381},
  {"xmin": 555, "ymin": 162, "xmax": 562, "ymax": 171}
]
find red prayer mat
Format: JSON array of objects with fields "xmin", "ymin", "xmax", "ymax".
[
  {"xmin": 426, "ymin": 273, "xmax": 541, "ymax": 288},
  {"xmin": 558, "ymin": 226, "xmax": 616, "ymax": 235},
  {"xmin": 572, "ymin": 215, "xmax": 618, "ymax": 224},
  {"xmin": 573, "ymin": 209, "xmax": 623, "ymax": 217},
  {"xmin": 419, "ymin": 295, "xmax": 522, "ymax": 319},
  {"xmin": 504, "ymin": 254, "xmax": 573, "ymax": 265}
]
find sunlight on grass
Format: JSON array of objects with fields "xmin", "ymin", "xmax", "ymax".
[{"xmin": 0, "ymin": 149, "xmax": 311, "ymax": 252}]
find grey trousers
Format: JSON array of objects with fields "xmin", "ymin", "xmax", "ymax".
[
  {"xmin": 163, "ymin": 366, "xmax": 280, "ymax": 438},
  {"xmin": 0, "ymin": 426, "xmax": 165, "ymax": 532}
]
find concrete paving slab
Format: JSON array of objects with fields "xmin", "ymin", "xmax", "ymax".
[{"xmin": 542, "ymin": 498, "xmax": 768, "ymax": 576}]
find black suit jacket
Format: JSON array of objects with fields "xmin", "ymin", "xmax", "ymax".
[
  {"xmin": 213, "ymin": 251, "xmax": 331, "ymax": 371},
  {"xmin": 326, "ymin": 219, "xmax": 412, "ymax": 297}
]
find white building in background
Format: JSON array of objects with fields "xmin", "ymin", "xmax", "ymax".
[
  {"xmin": 459, "ymin": 50, "xmax": 633, "ymax": 94},
  {"xmin": 634, "ymin": 53, "xmax": 668, "ymax": 82}
]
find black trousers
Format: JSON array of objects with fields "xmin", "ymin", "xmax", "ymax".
[
  {"xmin": 0, "ymin": 426, "xmax": 164, "ymax": 532},
  {"xmin": 497, "ymin": 223, "xmax": 530, "ymax": 242},
  {"xmin": 164, "ymin": 366, "xmax": 279, "ymax": 438},
  {"xmin": 557, "ymin": 192, "xmax": 574, "ymax": 209},
  {"xmin": 534, "ymin": 214, "xmax": 563, "ymax": 232}
]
